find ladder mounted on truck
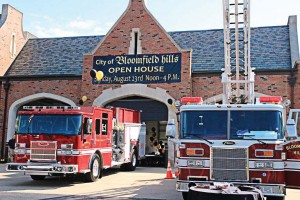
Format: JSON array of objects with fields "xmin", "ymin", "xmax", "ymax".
[{"xmin": 222, "ymin": 0, "xmax": 255, "ymax": 104}]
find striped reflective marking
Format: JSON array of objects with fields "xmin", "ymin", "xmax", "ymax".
[
  {"xmin": 177, "ymin": 158, "xmax": 210, "ymax": 167},
  {"xmin": 285, "ymin": 161, "xmax": 300, "ymax": 170},
  {"xmin": 249, "ymin": 160, "xmax": 284, "ymax": 169}
]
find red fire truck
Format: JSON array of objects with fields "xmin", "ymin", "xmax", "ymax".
[
  {"xmin": 165, "ymin": 1, "xmax": 300, "ymax": 199},
  {"xmin": 6, "ymin": 106, "xmax": 146, "ymax": 182},
  {"xmin": 167, "ymin": 96, "xmax": 300, "ymax": 200}
]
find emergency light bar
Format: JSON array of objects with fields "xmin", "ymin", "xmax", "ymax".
[
  {"xmin": 23, "ymin": 106, "xmax": 80, "ymax": 110},
  {"xmin": 259, "ymin": 96, "xmax": 282, "ymax": 103},
  {"xmin": 181, "ymin": 97, "xmax": 203, "ymax": 105}
]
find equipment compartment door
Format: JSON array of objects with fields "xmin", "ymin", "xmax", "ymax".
[{"xmin": 285, "ymin": 141, "xmax": 300, "ymax": 188}]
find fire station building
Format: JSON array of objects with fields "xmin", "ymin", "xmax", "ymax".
[{"xmin": 0, "ymin": 0, "xmax": 299, "ymax": 160}]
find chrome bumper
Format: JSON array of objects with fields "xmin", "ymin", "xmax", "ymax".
[
  {"xmin": 6, "ymin": 162, "xmax": 79, "ymax": 176},
  {"xmin": 176, "ymin": 180, "xmax": 286, "ymax": 197}
]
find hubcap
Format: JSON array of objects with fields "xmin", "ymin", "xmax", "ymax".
[
  {"xmin": 132, "ymin": 154, "xmax": 136, "ymax": 166},
  {"xmin": 92, "ymin": 159, "xmax": 99, "ymax": 177}
]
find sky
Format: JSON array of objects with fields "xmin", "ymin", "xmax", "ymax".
[{"xmin": 1, "ymin": 0, "xmax": 300, "ymax": 42}]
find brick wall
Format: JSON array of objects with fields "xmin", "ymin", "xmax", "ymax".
[
  {"xmin": 0, "ymin": 78, "xmax": 82, "ymax": 158},
  {"xmin": 0, "ymin": 0, "xmax": 298, "ymax": 158},
  {"xmin": 82, "ymin": 0, "xmax": 192, "ymax": 103},
  {"xmin": 0, "ymin": 5, "xmax": 28, "ymax": 76}
]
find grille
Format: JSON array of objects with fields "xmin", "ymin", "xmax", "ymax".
[
  {"xmin": 30, "ymin": 141, "xmax": 57, "ymax": 162},
  {"xmin": 211, "ymin": 148, "xmax": 248, "ymax": 181}
]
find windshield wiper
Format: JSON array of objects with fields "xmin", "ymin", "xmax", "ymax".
[
  {"xmin": 27, "ymin": 115, "xmax": 34, "ymax": 135},
  {"xmin": 234, "ymin": 133, "xmax": 266, "ymax": 145},
  {"xmin": 244, "ymin": 135, "xmax": 266, "ymax": 145},
  {"xmin": 184, "ymin": 134, "xmax": 214, "ymax": 144}
]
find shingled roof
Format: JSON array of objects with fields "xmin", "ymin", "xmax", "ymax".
[
  {"xmin": 169, "ymin": 25, "xmax": 291, "ymax": 72},
  {"xmin": 5, "ymin": 25, "xmax": 291, "ymax": 77},
  {"xmin": 5, "ymin": 36, "xmax": 104, "ymax": 77}
]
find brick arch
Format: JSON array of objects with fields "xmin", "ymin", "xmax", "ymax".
[
  {"xmin": 93, "ymin": 84, "xmax": 178, "ymax": 131},
  {"xmin": 6, "ymin": 93, "xmax": 76, "ymax": 141}
]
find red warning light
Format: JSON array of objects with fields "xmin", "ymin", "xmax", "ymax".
[
  {"xmin": 181, "ymin": 97, "xmax": 203, "ymax": 104},
  {"xmin": 259, "ymin": 96, "xmax": 282, "ymax": 103}
]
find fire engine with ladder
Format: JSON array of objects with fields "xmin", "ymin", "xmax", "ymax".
[
  {"xmin": 6, "ymin": 106, "xmax": 146, "ymax": 182},
  {"xmin": 166, "ymin": 0, "xmax": 300, "ymax": 199}
]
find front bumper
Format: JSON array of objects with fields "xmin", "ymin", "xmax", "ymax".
[
  {"xmin": 6, "ymin": 162, "xmax": 79, "ymax": 176},
  {"xmin": 176, "ymin": 180, "xmax": 286, "ymax": 197}
]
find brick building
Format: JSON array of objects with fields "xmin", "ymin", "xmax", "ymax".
[
  {"xmin": 0, "ymin": 4, "xmax": 35, "ymax": 76},
  {"xmin": 0, "ymin": 0, "xmax": 299, "ymax": 160}
]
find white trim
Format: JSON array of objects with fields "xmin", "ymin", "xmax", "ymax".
[
  {"xmin": 7, "ymin": 93, "xmax": 76, "ymax": 142},
  {"xmin": 10, "ymin": 32, "xmax": 16, "ymax": 58},
  {"xmin": 129, "ymin": 28, "xmax": 142, "ymax": 54},
  {"xmin": 93, "ymin": 84, "xmax": 178, "ymax": 136},
  {"xmin": 285, "ymin": 161, "xmax": 300, "ymax": 170}
]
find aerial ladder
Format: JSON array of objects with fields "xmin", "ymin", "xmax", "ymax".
[{"xmin": 222, "ymin": 0, "xmax": 255, "ymax": 104}]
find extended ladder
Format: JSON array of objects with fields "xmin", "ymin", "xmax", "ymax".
[{"xmin": 222, "ymin": 0, "xmax": 255, "ymax": 104}]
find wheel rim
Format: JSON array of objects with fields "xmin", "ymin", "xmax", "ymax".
[
  {"xmin": 132, "ymin": 153, "xmax": 136, "ymax": 167},
  {"xmin": 92, "ymin": 159, "xmax": 100, "ymax": 177}
]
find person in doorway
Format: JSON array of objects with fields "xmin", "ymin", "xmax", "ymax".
[{"xmin": 8, "ymin": 135, "xmax": 16, "ymax": 162}]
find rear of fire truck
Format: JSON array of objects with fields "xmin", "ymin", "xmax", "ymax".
[{"xmin": 6, "ymin": 106, "xmax": 144, "ymax": 182}]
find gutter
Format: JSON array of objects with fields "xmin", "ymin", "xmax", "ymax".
[{"xmin": 1, "ymin": 80, "xmax": 10, "ymax": 161}]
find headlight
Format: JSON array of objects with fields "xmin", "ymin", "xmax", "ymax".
[
  {"xmin": 255, "ymin": 161, "xmax": 273, "ymax": 168},
  {"xmin": 255, "ymin": 149, "xmax": 274, "ymax": 157},
  {"xmin": 15, "ymin": 143, "xmax": 26, "ymax": 148},
  {"xmin": 61, "ymin": 144, "xmax": 73, "ymax": 150},
  {"xmin": 15, "ymin": 148, "xmax": 26, "ymax": 154},
  {"xmin": 15, "ymin": 143, "xmax": 26, "ymax": 154}
]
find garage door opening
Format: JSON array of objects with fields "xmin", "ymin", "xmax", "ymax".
[{"xmin": 106, "ymin": 96, "xmax": 168, "ymax": 167}]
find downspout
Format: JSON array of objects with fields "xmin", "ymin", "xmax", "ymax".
[
  {"xmin": 1, "ymin": 80, "xmax": 11, "ymax": 160},
  {"xmin": 288, "ymin": 62, "xmax": 297, "ymax": 109}
]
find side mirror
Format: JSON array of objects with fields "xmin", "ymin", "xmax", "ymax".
[
  {"xmin": 286, "ymin": 119, "xmax": 297, "ymax": 140},
  {"xmin": 166, "ymin": 119, "xmax": 176, "ymax": 138}
]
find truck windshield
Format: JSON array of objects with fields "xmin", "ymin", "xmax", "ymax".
[
  {"xmin": 230, "ymin": 111, "xmax": 283, "ymax": 140},
  {"xmin": 180, "ymin": 111, "xmax": 228, "ymax": 139},
  {"xmin": 180, "ymin": 110, "xmax": 283, "ymax": 140},
  {"xmin": 16, "ymin": 114, "xmax": 82, "ymax": 136}
]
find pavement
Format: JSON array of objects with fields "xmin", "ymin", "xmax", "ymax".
[
  {"xmin": 0, "ymin": 163, "xmax": 182, "ymax": 200},
  {"xmin": 1, "ymin": 163, "xmax": 300, "ymax": 200}
]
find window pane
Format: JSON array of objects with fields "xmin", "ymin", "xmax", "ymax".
[
  {"xmin": 96, "ymin": 119, "xmax": 101, "ymax": 135},
  {"xmin": 16, "ymin": 114, "xmax": 82, "ymax": 136},
  {"xmin": 230, "ymin": 111, "xmax": 283, "ymax": 140},
  {"xmin": 102, "ymin": 119, "xmax": 108, "ymax": 135},
  {"xmin": 180, "ymin": 111, "xmax": 227, "ymax": 139}
]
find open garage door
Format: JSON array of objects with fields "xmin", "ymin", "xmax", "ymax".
[{"xmin": 106, "ymin": 96, "xmax": 168, "ymax": 167}]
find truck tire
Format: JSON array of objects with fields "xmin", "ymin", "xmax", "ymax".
[
  {"xmin": 121, "ymin": 150, "xmax": 137, "ymax": 171},
  {"xmin": 266, "ymin": 197, "xmax": 285, "ymax": 200},
  {"xmin": 30, "ymin": 175, "xmax": 46, "ymax": 180},
  {"xmin": 85, "ymin": 154, "xmax": 101, "ymax": 182},
  {"xmin": 182, "ymin": 192, "xmax": 188, "ymax": 200},
  {"xmin": 127, "ymin": 150, "xmax": 138, "ymax": 171}
]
